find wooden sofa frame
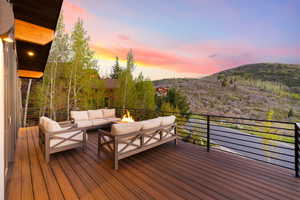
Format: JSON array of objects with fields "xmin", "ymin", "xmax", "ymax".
[
  {"xmin": 39, "ymin": 121, "xmax": 87, "ymax": 162},
  {"xmin": 98, "ymin": 123, "xmax": 177, "ymax": 170}
]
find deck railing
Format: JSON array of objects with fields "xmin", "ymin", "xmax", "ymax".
[
  {"xmin": 24, "ymin": 106, "xmax": 299, "ymax": 177},
  {"xmin": 295, "ymin": 123, "xmax": 300, "ymax": 177}
]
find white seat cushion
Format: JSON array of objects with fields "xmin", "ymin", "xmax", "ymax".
[
  {"xmin": 50, "ymin": 131, "xmax": 87, "ymax": 148},
  {"xmin": 88, "ymin": 109, "xmax": 103, "ymax": 120},
  {"xmin": 92, "ymin": 119, "xmax": 109, "ymax": 126},
  {"xmin": 106, "ymin": 117, "xmax": 121, "ymax": 123},
  {"xmin": 71, "ymin": 111, "xmax": 89, "ymax": 121},
  {"xmin": 160, "ymin": 115, "xmax": 176, "ymax": 126},
  {"xmin": 102, "ymin": 109, "xmax": 116, "ymax": 118},
  {"xmin": 76, "ymin": 120, "xmax": 93, "ymax": 128},
  {"xmin": 111, "ymin": 122, "xmax": 142, "ymax": 135}
]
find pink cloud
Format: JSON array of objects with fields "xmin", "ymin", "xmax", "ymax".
[
  {"xmin": 117, "ymin": 34, "xmax": 131, "ymax": 41},
  {"xmin": 92, "ymin": 44, "xmax": 219, "ymax": 74}
]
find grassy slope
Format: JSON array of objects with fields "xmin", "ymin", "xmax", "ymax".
[{"xmin": 154, "ymin": 63, "xmax": 300, "ymax": 121}]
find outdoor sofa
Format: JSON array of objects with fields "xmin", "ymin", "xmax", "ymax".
[
  {"xmin": 70, "ymin": 108, "xmax": 121, "ymax": 130},
  {"xmin": 98, "ymin": 115, "xmax": 177, "ymax": 170},
  {"xmin": 39, "ymin": 116, "xmax": 87, "ymax": 162}
]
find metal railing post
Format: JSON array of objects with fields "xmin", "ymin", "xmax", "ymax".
[
  {"xmin": 207, "ymin": 115, "xmax": 210, "ymax": 152},
  {"xmin": 295, "ymin": 123, "xmax": 299, "ymax": 177}
]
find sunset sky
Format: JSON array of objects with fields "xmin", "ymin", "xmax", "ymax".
[{"xmin": 62, "ymin": 0, "xmax": 300, "ymax": 80}]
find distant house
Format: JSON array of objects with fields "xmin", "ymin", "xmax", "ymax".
[
  {"xmin": 156, "ymin": 87, "xmax": 169, "ymax": 96},
  {"xmin": 103, "ymin": 79, "xmax": 119, "ymax": 107}
]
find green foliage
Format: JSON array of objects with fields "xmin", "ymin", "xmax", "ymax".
[
  {"xmin": 29, "ymin": 14, "xmax": 105, "ymax": 120},
  {"xmin": 70, "ymin": 19, "xmax": 100, "ymax": 109},
  {"xmin": 110, "ymin": 56, "xmax": 123, "ymax": 79},
  {"xmin": 288, "ymin": 108, "xmax": 294, "ymax": 118},
  {"xmin": 114, "ymin": 51, "xmax": 137, "ymax": 108},
  {"xmin": 218, "ymin": 63, "xmax": 300, "ymax": 92},
  {"xmin": 113, "ymin": 50, "xmax": 156, "ymax": 110},
  {"xmin": 163, "ymin": 88, "xmax": 190, "ymax": 114},
  {"xmin": 160, "ymin": 102, "xmax": 179, "ymax": 113},
  {"xmin": 135, "ymin": 73, "xmax": 156, "ymax": 110},
  {"xmin": 221, "ymin": 78, "xmax": 228, "ymax": 87}
]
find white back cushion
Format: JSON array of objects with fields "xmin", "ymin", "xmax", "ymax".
[
  {"xmin": 102, "ymin": 109, "xmax": 115, "ymax": 118},
  {"xmin": 160, "ymin": 115, "xmax": 176, "ymax": 126},
  {"xmin": 88, "ymin": 109, "xmax": 103, "ymax": 119},
  {"xmin": 111, "ymin": 122, "xmax": 142, "ymax": 135},
  {"xmin": 71, "ymin": 111, "xmax": 89, "ymax": 121},
  {"xmin": 141, "ymin": 118, "xmax": 162, "ymax": 130},
  {"xmin": 44, "ymin": 119, "xmax": 62, "ymax": 132},
  {"xmin": 39, "ymin": 116, "xmax": 47, "ymax": 127}
]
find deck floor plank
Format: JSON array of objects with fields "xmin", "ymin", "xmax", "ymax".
[
  {"xmin": 74, "ymin": 149, "xmax": 155, "ymax": 200},
  {"xmin": 6, "ymin": 127, "xmax": 300, "ymax": 200},
  {"xmin": 149, "ymin": 144, "xmax": 297, "ymax": 198},
  {"xmin": 6, "ymin": 128, "xmax": 23, "ymax": 200},
  {"xmin": 31, "ymin": 127, "xmax": 65, "ymax": 200},
  {"xmin": 27, "ymin": 127, "xmax": 50, "ymax": 200},
  {"xmin": 20, "ymin": 128, "xmax": 34, "ymax": 200}
]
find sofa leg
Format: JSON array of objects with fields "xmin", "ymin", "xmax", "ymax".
[
  {"xmin": 175, "ymin": 138, "xmax": 178, "ymax": 145},
  {"xmin": 45, "ymin": 153, "xmax": 50, "ymax": 163},
  {"xmin": 98, "ymin": 134, "xmax": 101, "ymax": 156},
  {"xmin": 82, "ymin": 130, "xmax": 87, "ymax": 152},
  {"xmin": 114, "ymin": 159, "xmax": 119, "ymax": 170}
]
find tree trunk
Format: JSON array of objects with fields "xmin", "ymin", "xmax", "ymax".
[
  {"xmin": 66, "ymin": 69, "xmax": 73, "ymax": 120},
  {"xmin": 52, "ymin": 62, "xmax": 58, "ymax": 120},
  {"xmin": 73, "ymin": 61, "xmax": 78, "ymax": 109},
  {"xmin": 49, "ymin": 63, "xmax": 54, "ymax": 119},
  {"xmin": 23, "ymin": 79, "xmax": 32, "ymax": 127}
]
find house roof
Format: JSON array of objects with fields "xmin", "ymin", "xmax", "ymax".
[{"xmin": 103, "ymin": 79, "xmax": 119, "ymax": 89}]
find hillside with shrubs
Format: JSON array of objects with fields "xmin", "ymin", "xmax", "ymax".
[{"xmin": 154, "ymin": 63, "xmax": 300, "ymax": 121}]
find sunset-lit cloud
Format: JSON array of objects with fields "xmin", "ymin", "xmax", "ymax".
[{"xmin": 62, "ymin": 0, "xmax": 300, "ymax": 80}]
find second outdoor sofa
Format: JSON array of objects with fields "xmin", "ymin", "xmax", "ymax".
[
  {"xmin": 70, "ymin": 108, "xmax": 121, "ymax": 130},
  {"xmin": 98, "ymin": 115, "xmax": 177, "ymax": 170}
]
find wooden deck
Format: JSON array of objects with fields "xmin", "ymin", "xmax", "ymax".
[{"xmin": 6, "ymin": 127, "xmax": 300, "ymax": 200}]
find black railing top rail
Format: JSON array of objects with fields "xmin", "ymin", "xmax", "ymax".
[{"xmin": 114, "ymin": 107, "xmax": 297, "ymax": 125}]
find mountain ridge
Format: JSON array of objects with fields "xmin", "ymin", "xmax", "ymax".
[{"xmin": 154, "ymin": 63, "xmax": 300, "ymax": 121}]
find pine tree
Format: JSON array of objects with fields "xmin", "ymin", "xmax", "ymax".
[
  {"xmin": 70, "ymin": 18, "xmax": 99, "ymax": 110},
  {"xmin": 135, "ymin": 73, "xmax": 156, "ymax": 110},
  {"xmin": 110, "ymin": 56, "xmax": 122, "ymax": 79},
  {"xmin": 114, "ymin": 50, "xmax": 137, "ymax": 109}
]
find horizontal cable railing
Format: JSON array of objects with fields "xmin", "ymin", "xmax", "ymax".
[{"xmin": 23, "ymin": 106, "xmax": 299, "ymax": 177}]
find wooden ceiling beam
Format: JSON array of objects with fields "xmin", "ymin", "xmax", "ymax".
[
  {"xmin": 17, "ymin": 69, "xmax": 43, "ymax": 79},
  {"xmin": 15, "ymin": 19, "xmax": 54, "ymax": 45}
]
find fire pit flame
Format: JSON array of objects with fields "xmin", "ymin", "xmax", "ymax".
[{"xmin": 121, "ymin": 110, "xmax": 135, "ymax": 123}]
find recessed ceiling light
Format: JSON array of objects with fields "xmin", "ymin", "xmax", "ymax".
[{"xmin": 27, "ymin": 51, "xmax": 35, "ymax": 57}]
